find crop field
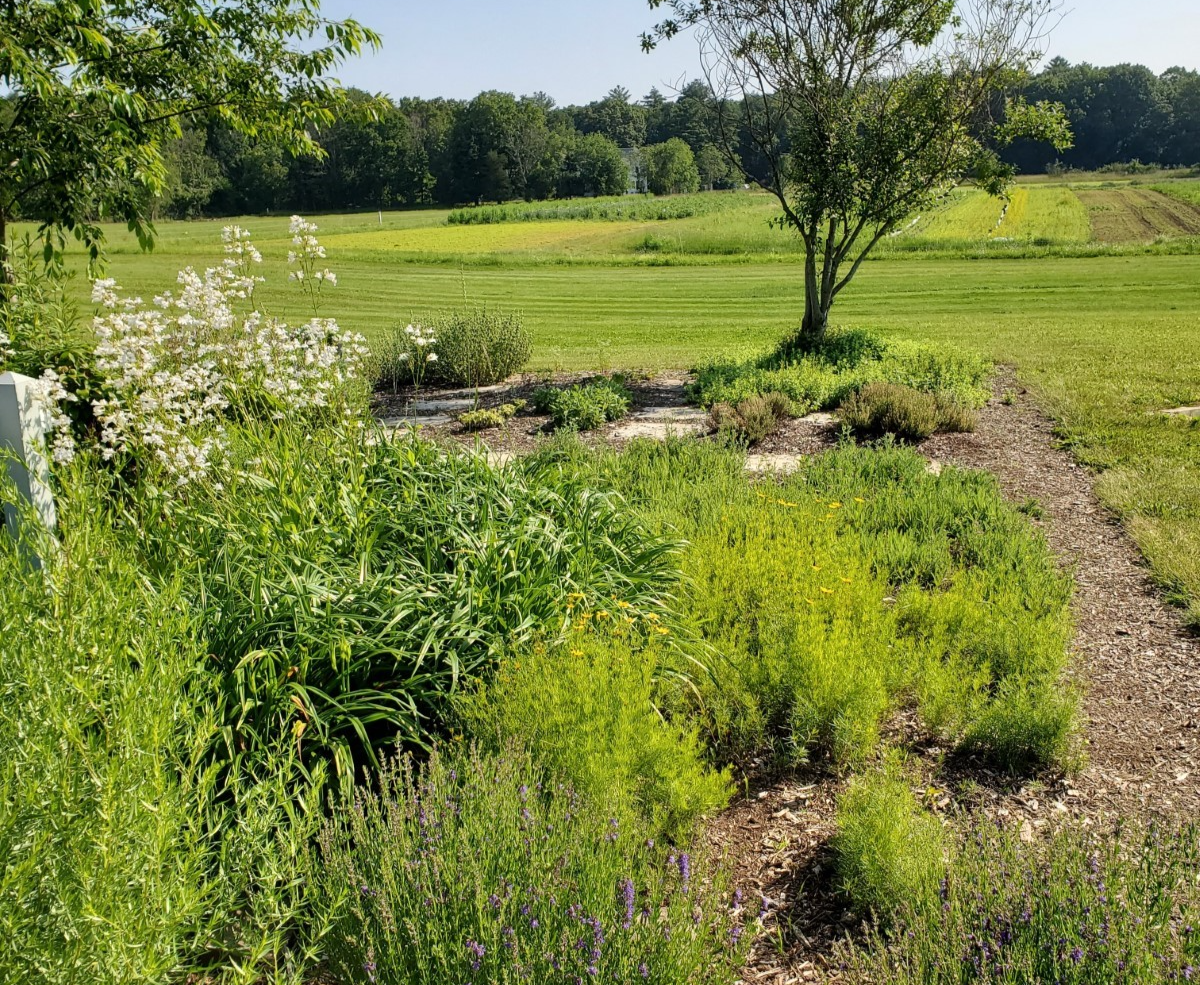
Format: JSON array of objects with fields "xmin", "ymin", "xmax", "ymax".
[{"xmin": 1075, "ymin": 186, "xmax": 1200, "ymax": 242}]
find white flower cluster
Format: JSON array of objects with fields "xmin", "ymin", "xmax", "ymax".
[
  {"xmin": 38, "ymin": 222, "xmax": 368, "ymax": 484},
  {"xmin": 27, "ymin": 370, "xmax": 77, "ymax": 466},
  {"xmin": 287, "ymin": 215, "xmax": 337, "ymax": 303},
  {"xmin": 0, "ymin": 327, "xmax": 12, "ymax": 365},
  {"xmin": 400, "ymin": 324, "xmax": 438, "ymax": 364}
]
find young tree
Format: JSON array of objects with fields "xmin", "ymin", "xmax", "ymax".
[
  {"xmin": 0, "ymin": 0, "xmax": 379, "ymax": 272},
  {"xmin": 644, "ymin": 0, "xmax": 1072, "ymax": 343},
  {"xmin": 642, "ymin": 138, "xmax": 701, "ymax": 194}
]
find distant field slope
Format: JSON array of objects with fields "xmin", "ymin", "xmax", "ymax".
[{"xmin": 1075, "ymin": 187, "xmax": 1200, "ymax": 242}]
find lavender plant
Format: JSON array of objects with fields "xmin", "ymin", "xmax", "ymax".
[
  {"xmin": 312, "ymin": 745, "xmax": 750, "ymax": 985},
  {"xmin": 846, "ymin": 820, "xmax": 1200, "ymax": 984}
]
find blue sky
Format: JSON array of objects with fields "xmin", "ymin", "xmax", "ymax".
[{"xmin": 320, "ymin": 0, "xmax": 1200, "ymax": 105}]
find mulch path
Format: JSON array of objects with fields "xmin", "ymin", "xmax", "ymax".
[{"xmin": 709, "ymin": 366, "xmax": 1200, "ymax": 984}]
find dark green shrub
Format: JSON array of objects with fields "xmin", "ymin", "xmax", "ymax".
[
  {"xmin": 841, "ymin": 383, "xmax": 941, "ymax": 441},
  {"xmin": 458, "ymin": 632, "xmax": 731, "ymax": 839},
  {"xmin": 833, "ymin": 753, "xmax": 945, "ymax": 919},
  {"xmin": 458, "ymin": 399, "xmax": 526, "ymax": 431},
  {"xmin": 535, "ymin": 377, "xmax": 632, "ymax": 430},
  {"xmin": 424, "ymin": 307, "xmax": 532, "ymax": 387},
  {"xmin": 312, "ymin": 746, "xmax": 748, "ymax": 985}
]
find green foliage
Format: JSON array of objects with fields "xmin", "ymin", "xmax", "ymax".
[
  {"xmin": 531, "ymin": 439, "xmax": 1076, "ymax": 773},
  {"xmin": 421, "ymin": 306, "xmax": 533, "ymax": 387},
  {"xmin": 559, "ymin": 132, "xmax": 631, "ymax": 198},
  {"xmin": 833, "ymin": 754, "xmax": 945, "ymax": 920},
  {"xmin": 534, "ymin": 376, "xmax": 633, "ymax": 430},
  {"xmin": 840, "ymin": 383, "xmax": 942, "ymax": 442},
  {"xmin": 709, "ymin": 391, "xmax": 793, "ymax": 445},
  {"xmin": 459, "ymin": 400, "xmax": 526, "ymax": 431},
  {"xmin": 142, "ymin": 424, "xmax": 680, "ymax": 786},
  {"xmin": 0, "ymin": 0, "xmax": 379, "ymax": 264},
  {"xmin": 457, "ymin": 631, "xmax": 731, "ymax": 840},
  {"xmin": 311, "ymin": 746, "xmax": 747, "ymax": 985},
  {"xmin": 0, "ymin": 468, "xmax": 328, "ymax": 983},
  {"xmin": 641, "ymin": 138, "xmax": 701, "ymax": 196},
  {"xmin": 847, "ymin": 820, "xmax": 1200, "ymax": 984},
  {"xmin": 691, "ymin": 329, "xmax": 992, "ymax": 415}
]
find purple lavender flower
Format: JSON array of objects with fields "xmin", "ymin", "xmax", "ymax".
[
  {"xmin": 1070, "ymin": 946, "xmax": 1084, "ymax": 964},
  {"xmin": 465, "ymin": 939, "xmax": 486, "ymax": 971},
  {"xmin": 638, "ymin": 962, "xmax": 649, "ymax": 978},
  {"xmin": 678, "ymin": 853, "xmax": 691, "ymax": 894},
  {"xmin": 621, "ymin": 878, "xmax": 635, "ymax": 929},
  {"xmin": 363, "ymin": 960, "xmax": 377, "ymax": 983}
]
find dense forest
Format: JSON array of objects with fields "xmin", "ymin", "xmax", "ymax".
[{"xmin": 153, "ymin": 59, "xmax": 1200, "ymax": 218}]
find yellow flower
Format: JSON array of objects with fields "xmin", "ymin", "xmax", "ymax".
[
  {"xmin": 570, "ymin": 649, "xmax": 584, "ymax": 657},
  {"xmin": 829, "ymin": 501, "xmax": 842, "ymax": 509},
  {"xmin": 644, "ymin": 613, "xmax": 660, "ymax": 623},
  {"xmin": 820, "ymin": 587, "xmax": 834, "ymax": 595},
  {"xmin": 812, "ymin": 564, "xmax": 822, "ymax": 571},
  {"xmin": 597, "ymin": 610, "xmax": 610, "ymax": 620},
  {"xmin": 655, "ymin": 626, "xmax": 670, "ymax": 636},
  {"xmin": 805, "ymin": 598, "xmax": 816, "ymax": 606},
  {"xmin": 617, "ymin": 601, "xmax": 631, "ymax": 609},
  {"xmin": 854, "ymin": 497, "xmax": 865, "ymax": 504},
  {"xmin": 841, "ymin": 577, "xmax": 853, "ymax": 584}
]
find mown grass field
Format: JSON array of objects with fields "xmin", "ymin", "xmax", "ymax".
[{"xmin": 40, "ymin": 182, "xmax": 1200, "ymax": 622}]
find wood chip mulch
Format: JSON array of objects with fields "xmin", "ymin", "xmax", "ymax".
[{"xmin": 708, "ymin": 366, "xmax": 1200, "ymax": 984}]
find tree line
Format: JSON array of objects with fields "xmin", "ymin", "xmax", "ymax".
[
  {"xmin": 154, "ymin": 59, "xmax": 1200, "ymax": 220},
  {"xmin": 157, "ymin": 81, "xmax": 736, "ymax": 218}
]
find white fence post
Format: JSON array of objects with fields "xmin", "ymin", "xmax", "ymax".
[{"xmin": 0, "ymin": 371, "xmax": 58, "ymax": 567}]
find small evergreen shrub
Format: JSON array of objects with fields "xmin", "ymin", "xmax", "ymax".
[
  {"xmin": 425, "ymin": 307, "xmax": 532, "ymax": 387},
  {"xmin": 458, "ymin": 631, "xmax": 731, "ymax": 840},
  {"xmin": 458, "ymin": 399, "xmax": 526, "ymax": 431},
  {"xmin": 709, "ymin": 391, "xmax": 793, "ymax": 444},
  {"xmin": 934, "ymin": 392, "xmax": 979, "ymax": 433},
  {"xmin": 841, "ymin": 383, "xmax": 941, "ymax": 441},
  {"xmin": 534, "ymin": 377, "xmax": 632, "ymax": 430},
  {"xmin": 833, "ymin": 753, "xmax": 946, "ymax": 920},
  {"xmin": 312, "ymin": 746, "xmax": 749, "ymax": 985}
]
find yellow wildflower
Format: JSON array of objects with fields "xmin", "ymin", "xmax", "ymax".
[{"xmin": 820, "ymin": 587, "xmax": 835, "ymax": 595}]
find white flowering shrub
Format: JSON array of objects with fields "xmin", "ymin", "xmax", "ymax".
[
  {"xmin": 0, "ymin": 327, "xmax": 11, "ymax": 365},
  {"xmin": 370, "ymin": 322, "xmax": 439, "ymax": 394},
  {"xmin": 31, "ymin": 220, "xmax": 368, "ymax": 484}
]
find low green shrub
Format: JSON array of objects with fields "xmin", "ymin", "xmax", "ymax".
[
  {"xmin": 833, "ymin": 753, "xmax": 946, "ymax": 920},
  {"xmin": 841, "ymin": 383, "xmax": 941, "ymax": 441},
  {"xmin": 841, "ymin": 383, "xmax": 979, "ymax": 442},
  {"xmin": 458, "ymin": 629, "xmax": 731, "ymax": 840},
  {"xmin": 459, "ymin": 399, "xmax": 526, "ymax": 431},
  {"xmin": 426, "ymin": 306, "xmax": 532, "ymax": 387},
  {"xmin": 142, "ymin": 424, "xmax": 681, "ymax": 787},
  {"xmin": 690, "ymin": 328, "xmax": 991, "ymax": 414},
  {"xmin": 534, "ymin": 376, "xmax": 632, "ymax": 430},
  {"xmin": 311, "ymin": 746, "xmax": 749, "ymax": 985},
  {"xmin": 529, "ymin": 439, "xmax": 1076, "ymax": 774},
  {"xmin": 846, "ymin": 820, "xmax": 1200, "ymax": 984},
  {"xmin": 709, "ymin": 391, "xmax": 793, "ymax": 444}
]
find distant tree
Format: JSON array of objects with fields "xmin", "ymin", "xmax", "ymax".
[
  {"xmin": 559, "ymin": 133, "xmax": 630, "ymax": 197},
  {"xmin": 578, "ymin": 90, "xmax": 648, "ymax": 147},
  {"xmin": 1161, "ymin": 69, "xmax": 1200, "ymax": 166},
  {"xmin": 642, "ymin": 138, "xmax": 700, "ymax": 195},
  {"xmin": 696, "ymin": 143, "xmax": 737, "ymax": 190},
  {"xmin": 645, "ymin": 0, "xmax": 1072, "ymax": 343},
  {"xmin": 0, "ymin": 0, "xmax": 378, "ymax": 273},
  {"xmin": 158, "ymin": 125, "xmax": 225, "ymax": 218}
]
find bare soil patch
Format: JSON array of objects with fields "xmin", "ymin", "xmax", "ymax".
[{"xmin": 1077, "ymin": 187, "xmax": 1200, "ymax": 242}]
